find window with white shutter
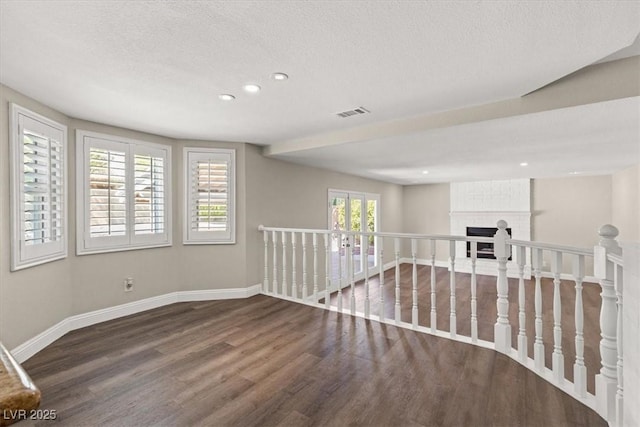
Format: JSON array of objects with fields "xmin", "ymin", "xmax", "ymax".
[
  {"xmin": 10, "ymin": 104, "xmax": 68, "ymax": 270},
  {"xmin": 76, "ymin": 131, "xmax": 171, "ymax": 254},
  {"xmin": 184, "ymin": 148, "xmax": 235, "ymax": 244}
]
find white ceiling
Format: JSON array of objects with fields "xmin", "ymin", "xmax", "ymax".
[
  {"xmin": 1, "ymin": 1, "xmax": 639, "ymax": 184},
  {"xmin": 275, "ymin": 97, "xmax": 640, "ymax": 185}
]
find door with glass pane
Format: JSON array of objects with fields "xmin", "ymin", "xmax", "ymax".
[{"xmin": 328, "ymin": 190, "xmax": 379, "ymax": 288}]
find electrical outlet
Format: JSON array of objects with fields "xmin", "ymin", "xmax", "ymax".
[{"xmin": 124, "ymin": 277, "xmax": 134, "ymax": 292}]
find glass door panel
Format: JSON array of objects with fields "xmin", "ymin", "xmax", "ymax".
[
  {"xmin": 350, "ymin": 195, "xmax": 364, "ymax": 276},
  {"xmin": 366, "ymin": 198, "xmax": 377, "ymax": 269},
  {"xmin": 329, "ymin": 193, "xmax": 348, "ymax": 286}
]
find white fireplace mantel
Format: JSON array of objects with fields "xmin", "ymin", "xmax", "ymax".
[{"xmin": 450, "ymin": 180, "xmax": 531, "ymax": 276}]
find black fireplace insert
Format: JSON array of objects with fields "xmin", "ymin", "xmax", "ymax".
[{"xmin": 466, "ymin": 226, "xmax": 512, "ymax": 260}]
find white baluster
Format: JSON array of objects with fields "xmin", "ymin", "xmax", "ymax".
[
  {"xmin": 324, "ymin": 233, "xmax": 331, "ymax": 309},
  {"xmin": 594, "ymin": 224, "xmax": 621, "ymax": 423},
  {"xmin": 337, "ymin": 232, "xmax": 343, "ymax": 312},
  {"xmin": 394, "ymin": 238, "xmax": 401, "ymax": 324},
  {"xmin": 378, "ymin": 238, "xmax": 385, "ymax": 320},
  {"xmin": 551, "ymin": 251, "xmax": 564, "ymax": 383},
  {"xmin": 263, "ymin": 229, "xmax": 269, "ymax": 294},
  {"xmin": 430, "ymin": 240, "xmax": 437, "ymax": 333},
  {"xmin": 449, "ymin": 240, "xmax": 456, "ymax": 338},
  {"xmin": 364, "ymin": 233, "xmax": 370, "ymax": 318},
  {"xmin": 313, "ymin": 233, "xmax": 319, "ymax": 302},
  {"xmin": 517, "ymin": 245, "xmax": 527, "ymax": 363},
  {"xmin": 573, "ymin": 254, "xmax": 586, "ymax": 397},
  {"xmin": 533, "ymin": 248, "xmax": 545, "ymax": 372},
  {"xmin": 411, "ymin": 239, "xmax": 418, "ymax": 328},
  {"xmin": 493, "ymin": 220, "xmax": 511, "ymax": 354},
  {"xmin": 470, "ymin": 241, "xmax": 478, "ymax": 343},
  {"xmin": 272, "ymin": 231, "xmax": 278, "ymax": 295},
  {"xmin": 615, "ymin": 263, "xmax": 624, "ymax": 427},
  {"xmin": 350, "ymin": 233, "xmax": 356, "ymax": 315},
  {"xmin": 282, "ymin": 231, "xmax": 288, "ymax": 298},
  {"xmin": 302, "ymin": 232, "xmax": 308, "ymax": 300},
  {"xmin": 291, "ymin": 232, "xmax": 297, "ymax": 299}
]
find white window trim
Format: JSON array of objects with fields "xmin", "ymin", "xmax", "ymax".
[
  {"xmin": 183, "ymin": 147, "xmax": 236, "ymax": 245},
  {"xmin": 76, "ymin": 130, "xmax": 172, "ymax": 255},
  {"xmin": 10, "ymin": 104, "xmax": 68, "ymax": 271}
]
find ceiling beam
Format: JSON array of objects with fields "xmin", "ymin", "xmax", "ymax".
[{"xmin": 264, "ymin": 56, "xmax": 639, "ymax": 157}]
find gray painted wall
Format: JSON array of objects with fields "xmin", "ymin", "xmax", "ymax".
[{"xmin": 1, "ymin": 83, "xmax": 637, "ymax": 352}]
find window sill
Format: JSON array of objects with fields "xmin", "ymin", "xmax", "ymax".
[{"xmin": 76, "ymin": 242, "xmax": 172, "ymax": 256}]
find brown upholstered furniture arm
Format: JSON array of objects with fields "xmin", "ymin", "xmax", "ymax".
[{"xmin": 0, "ymin": 342, "xmax": 41, "ymax": 426}]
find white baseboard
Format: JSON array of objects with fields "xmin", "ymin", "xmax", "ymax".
[
  {"xmin": 177, "ymin": 284, "xmax": 262, "ymax": 302},
  {"xmin": 399, "ymin": 257, "xmax": 449, "ymax": 268},
  {"xmin": 10, "ymin": 284, "xmax": 262, "ymax": 363}
]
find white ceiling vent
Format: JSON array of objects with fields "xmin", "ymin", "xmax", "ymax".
[{"xmin": 336, "ymin": 107, "xmax": 370, "ymax": 118}]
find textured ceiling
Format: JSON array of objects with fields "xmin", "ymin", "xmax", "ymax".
[
  {"xmin": 274, "ymin": 97, "xmax": 640, "ymax": 185},
  {"xmin": 1, "ymin": 1, "xmax": 639, "ymax": 183}
]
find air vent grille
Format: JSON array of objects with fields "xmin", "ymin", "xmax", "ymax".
[{"xmin": 336, "ymin": 107, "xmax": 370, "ymax": 118}]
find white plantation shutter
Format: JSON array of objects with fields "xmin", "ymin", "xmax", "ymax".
[
  {"xmin": 10, "ymin": 105, "xmax": 68, "ymax": 270},
  {"xmin": 131, "ymin": 144, "xmax": 169, "ymax": 245},
  {"xmin": 77, "ymin": 131, "xmax": 171, "ymax": 254},
  {"xmin": 134, "ymin": 153, "xmax": 165, "ymax": 235},
  {"xmin": 184, "ymin": 148, "xmax": 235, "ymax": 244},
  {"xmin": 88, "ymin": 147, "xmax": 127, "ymax": 238},
  {"xmin": 193, "ymin": 159, "xmax": 228, "ymax": 231}
]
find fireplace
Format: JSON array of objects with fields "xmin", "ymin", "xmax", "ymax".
[{"xmin": 466, "ymin": 226, "xmax": 512, "ymax": 260}]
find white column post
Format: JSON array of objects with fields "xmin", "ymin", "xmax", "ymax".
[
  {"xmin": 313, "ymin": 233, "xmax": 319, "ymax": 302},
  {"xmin": 272, "ymin": 231, "xmax": 278, "ymax": 295},
  {"xmin": 615, "ymin": 262, "xmax": 624, "ymax": 427},
  {"xmin": 262, "ymin": 227, "xmax": 269, "ymax": 294},
  {"xmin": 430, "ymin": 240, "xmax": 437, "ymax": 333},
  {"xmin": 533, "ymin": 247, "xmax": 545, "ymax": 372},
  {"xmin": 350, "ymin": 232, "xmax": 356, "ymax": 315},
  {"xmin": 449, "ymin": 240, "xmax": 457, "ymax": 338},
  {"xmin": 394, "ymin": 238, "xmax": 401, "ymax": 324},
  {"xmin": 364, "ymin": 233, "xmax": 370, "ymax": 318},
  {"xmin": 281, "ymin": 231, "xmax": 288, "ymax": 297},
  {"xmin": 551, "ymin": 251, "xmax": 564, "ymax": 383},
  {"xmin": 378, "ymin": 237, "xmax": 385, "ymax": 320},
  {"xmin": 337, "ymin": 232, "xmax": 344, "ymax": 312},
  {"xmin": 324, "ymin": 233, "xmax": 331, "ymax": 309},
  {"xmin": 594, "ymin": 224, "xmax": 621, "ymax": 423},
  {"xmin": 494, "ymin": 220, "xmax": 511, "ymax": 354},
  {"xmin": 302, "ymin": 232, "xmax": 308, "ymax": 300},
  {"xmin": 411, "ymin": 238, "xmax": 418, "ymax": 328},
  {"xmin": 573, "ymin": 254, "xmax": 587, "ymax": 397},
  {"xmin": 517, "ymin": 245, "xmax": 527, "ymax": 362},
  {"xmin": 470, "ymin": 241, "xmax": 478, "ymax": 343},
  {"xmin": 291, "ymin": 232, "xmax": 297, "ymax": 299}
]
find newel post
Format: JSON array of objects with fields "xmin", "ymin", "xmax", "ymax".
[
  {"xmin": 594, "ymin": 224, "xmax": 621, "ymax": 423},
  {"xmin": 494, "ymin": 220, "xmax": 512, "ymax": 354}
]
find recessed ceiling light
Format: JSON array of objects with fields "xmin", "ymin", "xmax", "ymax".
[
  {"xmin": 243, "ymin": 84, "xmax": 261, "ymax": 93},
  {"xmin": 218, "ymin": 94, "xmax": 235, "ymax": 101},
  {"xmin": 569, "ymin": 171, "xmax": 581, "ymax": 175},
  {"xmin": 271, "ymin": 72, "xmax": 289, "ymax": 81},
  {"xmin": 520, "ymin": 162, "xmax": 528, "ymax": 166},
  {"xmin": 422, "ymin": 170, "xmax": 429, "ymax": 174}
]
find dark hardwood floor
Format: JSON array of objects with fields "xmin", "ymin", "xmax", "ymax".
[
  {"xmin": 22, "ymin": 286, "xmax": 605, "ymax": 426},
  {"xmin": 324, "ymin": 264, "xmax": 603, "ymax": 395}
]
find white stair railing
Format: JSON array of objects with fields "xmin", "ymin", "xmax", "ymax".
[
  {"xmin": 594, "ymin": 225, "xmax": 623, "ymax": 425},
  {"xmin": 257, "ymin": 222, "xmax": 625, "ymax": 424}
]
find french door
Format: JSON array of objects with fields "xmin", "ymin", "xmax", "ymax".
[{"xmin": 328, "ymin": 190, "xmax": 379, "ymax": 288}]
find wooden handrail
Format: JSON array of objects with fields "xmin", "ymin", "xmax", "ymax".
[{"xmin": 0, "ymin": 342, "xmax": 41, "ymax": 426}]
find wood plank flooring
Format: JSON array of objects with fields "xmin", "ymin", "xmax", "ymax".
[
  {"xmin": 22, "ymin": 284, "xmax": 605, "ymax": 426},
  {"xmin": 324, "ymin": 264, "xmax": 603, "ymax": 394}
]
